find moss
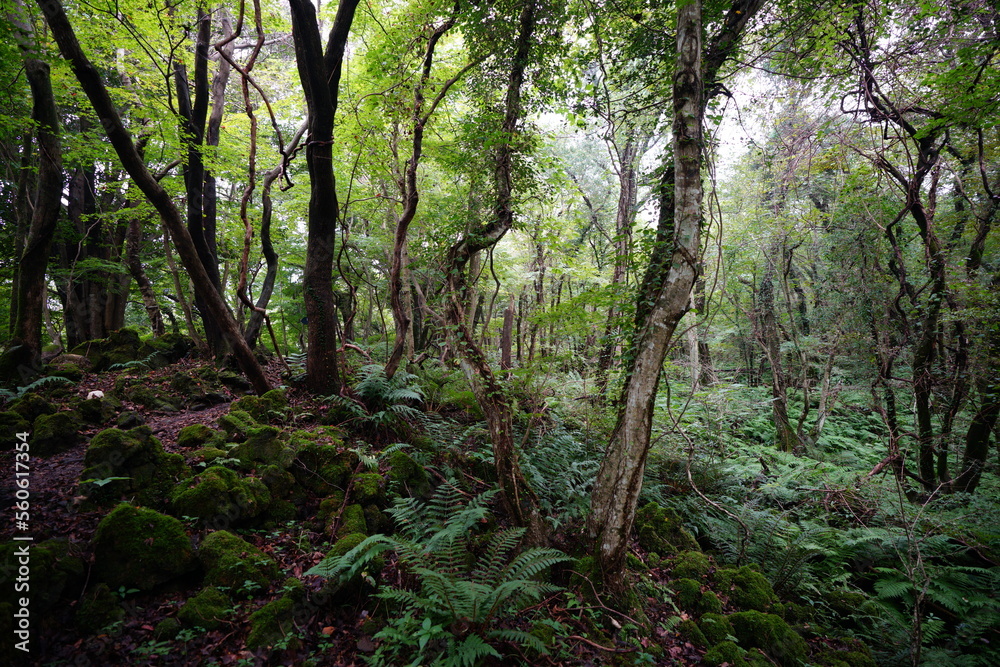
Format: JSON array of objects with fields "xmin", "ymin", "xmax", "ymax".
[
  {"xmin": 266, "ymin": 500, "xmax": 298, "ymax": 524},
  {"xmin": 0, "ymin": 539, "xmax": 85, "ymax": 613},
  {"xmin": 327, "ymin": 533, "xmax": 368, "ymax": 560},
  {"xmin": 334, "ymin": 504, "xmax": 368, "ymax": 539},
  {"xmin": 699, "ymin": 589, "xmax": 724, "ymax": 614},
  {"xmin": 80, "ymin": 426, "xmax": 190, "ymax": 507},
  {"xmin": 387, "ymin": 450, "xmax": 430, "ymax": 498},
  {"xmin": 116, "ymin": 410, "xmax": 145, "ymax": 429},
  {"xmin": 0, "ymin": 411, "xmax": 31, "ymax": 450},
  {"xmin": 702, "ymin": 640, "xmax": 750, "ymax": 667},
  {"xmin": 246, "ymin": 595, "xmax": 298, "ymax": 651},
  {"xmin": 75, "ymin": 395, "xmax": 121, "ymax": 425},
  {"xmin": 569, "ymin": 555, "xmax": 601, "ymax": 591},
  {"xmin": 316, "ymin": 493, "xmax": 347, "ymax": 526},
  {"xmin": 715, "ymin": 566, "xmax": 778, "ymax": 612},
  {"xmin": 219, "ymin": 409, "xmax": 257, "ymax": 441},
  {"xmin": 191, "ymin": 446, "xmax": 228, "ymax": 463},
  {"xmin": 8, "ymin": 393, "xmax": 56, "ymax": 422},
  {"xmin": 31, "ymin": 411, "xmax": 82, "ymax": 456},
  {"xmin": 171, "ymin": 466, "xmax": 271, "ymax": 526},
  {"xmin": 352, "ymin": 472, "xmax": 384, "ymax": 503},
  {"xmin": 260, "ymin": 464, "xmax": 297, "ymax": 498},
  {"xmin": 232, "ymin": 426, "xmax": 293, "ymax": 468},
  {"xmin": 146, "ymin": 333, "xmax": 195, "ymax": 363},
  {"xmin": 699, "ymin": 612, "xmax": 735, "ymax": 645},
  {"xmin": 823, "ymin": 589, "xmax": 868, "ymax": 617},
  {"xmin": 293, "ymin": 444, "xmax": 356, "ymax": 495},
  {"xmin": 728, "ymin": 610, "xmax": 808, "ymax": 667},
  {"xmin": 199, "ymin": 530, "xmax": 279, "ymax": 598},
  {"xmin": 219, "ymin": 370, "xmax": 253, "ymax": 392},
  {"xmin": 364, "ymin": 503, "xmax": 387, "ymax": 534},
  {"xmin": 178, "ymin": 586, "xmax": 231, "ymax": 630},
  {"xmin": 677, "ymin": 618, "xmax": 708, "ymax": 647},
  {"xmin": 176, "ymin": 424, "xmax": 220, "ymax": 449},
  {"xmin": 124, "ymin": 384, "xmax": 182, "ymax": 412},
  {"xmin": 812, "ymin": 648, "xmax": 877, "ymax": 667},
  {"xmin": 232, "ymin": 389, "xmax": 288, "ymax": 423},
  {"xmin": 634, "ymin": 502, "xmax": 699, "ymax": 556},
  {"xmin": 92, "ymin": 504, "xmax": 196, "ymax": 591},
  {"xmin": 75, "ymin": 583, "xmax": 125, "ymax": 634},
  {"xmin": 672, "ymin": 550, "xmax": 711, "ymax": 579},
  {"xmin": 153, "ymin": 617, "xmax": 181, "ymax": 641},
  {"xmin": 672, "ymin": 578, "xmax": 702, "ymax": 609}
]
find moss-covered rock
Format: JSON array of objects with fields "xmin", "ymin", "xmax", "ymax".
[
  {"xmin": 198, "ymin": 530, "xmax": 279, "ymax": 597},
  {"xmin": 7, "ymin": 392, "xmax": 56, "ymax": 421},
  {"xmin": 635, "ymin": 502, "xmax": 699, "ymax": 556},
  {"xmin": 332, "ymin": 503, "xmax": 368, "ymax": 539},
  {"xmin": 75, "ymin": 583, "xmax": 125, "ymax": 634},
  {"xmin": 232, "ymin": 389, "xmax": 288, "ymax": 423},
  {"xmin": 191, "ymin": 446, "xmax": 229, "ymax": 463},
  {"xmin": 728, "ymin": 610, "xmax": 808, "ymax": 667},
  {"xmin": 699, "ymin": 589, "xmax": 724, "ymax": 614},
  {"xmin": 176, "ymin": 424, "xmax": 220, "ymax": 449},
  {"xmin": 80, "ymin": 426, "xmax": 190, "ymax": 506},
  {"xmin": 218, "ymin": 369, "xmax": 253, "ymax": 392},
  {"xmin": 672, "ymin": 578, "xmax": 703, "ymax": 609},
  {"xmin": 812, "ymin": 646, "xmax": 877, "ymax": 667},
  {"xmin": 672, "ymin": 550, "xmax": 711, "ymax": 579},
  {"xmin": 0, "ymin": 411, "xmax": 31, "ymax": 451},
  {"xmin": 124, "ymin": 384, "xmax": 182, "ymax": 412},
  {"xmin": 316, "ymin": 493, "xmax": 347, "ymax": 527},
  {"xmin": 327, "ymin": 532, "xmax": 368, "ymax": 561},
  {"xmin": 91, "ymin": 504, "xmax": 196, "ymax": 591},
  {"xmin": 232, "ymin": 426, "xmax": 294, "ymax": 468},
  {"xmin": 171, "ymin": 466, "xmax": 271, "ymax": 527},
  {"xmin": 259, "ymin": 464, "xmax": 297, "ymax": 499},
  {"xmin": 30, "ymin": 411, "xmax": 82, "ymax": 456},
  {"xmin": 47, "ymin": 353, "xmax": 92, "ymax": 380},
  {"xmin": 153, "ymin": 617, "xmax": 181, "ymax": 641},
  {"xmin": 364, "ymin": 503, "xmax": 387, "ymax": 534},
  {"xmin": 0, "ymin": 344, "xmax": 41, "ymax": 384},
  {"xmin": 699, "ymin": 612, "xmax": 735, "ymax": 646},
  {"xmin": 146, "ymin": 332, "xmax": 196, "ymax": 364},
  {"xmin": 702, "ymin": 640, "xmax": 750, "ymax": 667},
  {"xmin": 351, "ymin": 472, "xmax": 384, "ymax": 503},
  {"xmin": 71, "ymin": 328, "xmax": 146, "ymax": 373},
  {"xmin": 293, "ymin": 444, "xmax": 357, "ymax": 495},
  {"xmin": 74, "ymin": 395, "xmax": 121, "ymax": 425},
  {"xmin": 677, "ymin": 618, "xmax": 708, "ymax": 647},
  {"xmin": 178, "ymin": 586, "xmax": 231, "ymax": 630},
  {"xmin": 246, "ymin": 593, "xmax": 298, "ymax": 650},
  {"xmin": 387, "ymin": 450, "xmax": 430, "ymax": 498},
  {"xmin": 715, "ymin": 566, "xmax": 778, "ymax": 612},
  {"xmin": 0, "ymin": 539, "xmax": 85, "ymax": 614},
  {"xmin": 219, "ymin": 409, "xmax": 257, "ymax": 441},
  {"xmin": 116, "ymin": 410, "xmax": 145, "ymax": 429}
]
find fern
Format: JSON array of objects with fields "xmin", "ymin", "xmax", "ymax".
[
  {"xmin": 107, "ymin": 351, "xmax": 162, "ymax": 371},
  {"xmin": 1, "ymin": 375, "xmax": 75, "ymax": 402},
  {"xmin": 308, "ymin": 483, "xmax": 569, "ymax": 666}
]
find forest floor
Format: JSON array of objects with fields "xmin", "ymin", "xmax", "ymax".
[{"xmin": 0, "ymin": 352, "xmax": 919, "ymax": 666}]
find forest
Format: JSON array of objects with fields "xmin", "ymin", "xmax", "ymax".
[{"xmin": 0, "ymin": 0, "xmax": 998, "ymax": 665}]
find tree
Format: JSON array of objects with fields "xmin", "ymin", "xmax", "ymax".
[
  {"xmin": 37, "ymin": 0, "xmax": 271, "ymax": 394},
  {"xmin": 588, "ymin": 0, "xmax": 765, "ymax": 595},
  {"xmin": 286, "ymin": 0, "xmax": 360, "ymax": 395}
]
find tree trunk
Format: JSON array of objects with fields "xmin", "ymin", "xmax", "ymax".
[
  {"xmin": 39, "ymin": 0, "xmax": 270, "ymax": 393},
  {"xmin": 125, "ymin": 217, "xmax": 164, "ymax": 336},
  {"xmin": 287, "ymin": 0, "xmax": 360, "ymax": 394},
  {"xmin": 440, "ymin": 0, "xmax": 544, "ymax": 541},
  {"xmin": 12, "ymin": 59, "xmax": 62, "ymax": 367},
  {"xmin": 757, "ymin": 263, "xmax": 797, "ymax": 452},
  {"xmin": 587, "ymin": 0, "xmax": 764, "ymax": 597}
]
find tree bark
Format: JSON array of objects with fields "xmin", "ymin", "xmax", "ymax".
[
  {"xmin": 125, "ymin": 216, "xmax": 164, "ymax": 336},
  {"xmin": 440, "ymin": 0, "xmax": 545, "ymax": 541},
  {"xmin": 587, "ymin": 0, "xmax": 765, "ymax": 597},
  {"xmin": 12, "ymin": 59, "xmax": 62, "ymax": 367},
  {"xmin": 38, "ymin": 0, "xmax": 270, "ymax": 393},
  {"xmin": 287, "ymin": 0, "xmax": 360, "ymax": 394}
]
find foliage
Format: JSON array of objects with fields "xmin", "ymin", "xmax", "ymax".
[{"xmin": 307, "ymin": 483, "xmax": 569, "ymax": 665}]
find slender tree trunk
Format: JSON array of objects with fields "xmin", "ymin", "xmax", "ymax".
[
  {"xmin": 587, "ymin": 0, "xmax": 764, "ymax": 597},
  {"xmin": 12, "ymin": 59, "xmax": 62, "ymax": 367},
  {"xmin": 440, "ymin": 0, "xmax": 544, "ymax": 541},
  {"xmin": 39, "ymin": 0, "xmax": 270, "ymax": 392},
  {"xmin": 757, "ymin": 262, "xmax": 797, "ymax": 452},
  {"xmin": 125, "ymin": 217, "xmax": 164, "ymax": 336},
  {"xmin": 287, "ymin": 0, "xmax": 360, "ymax": 394}
]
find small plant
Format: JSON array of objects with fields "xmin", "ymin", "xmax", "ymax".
[
  {"xmin": 0, "ymin": 374, "xmax": 75, "ymax": 401},
  {"xmin": 325, "ymin": 364, "xmax": 430, "ymax": 441},
  {"xmin": 307, "ymin": 483, "xmax": 569, "ymax": 666}
]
